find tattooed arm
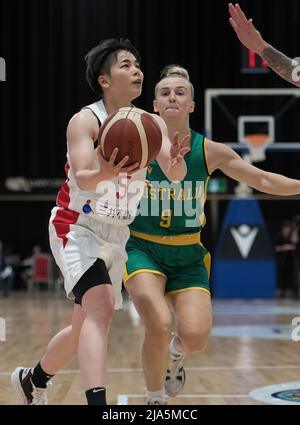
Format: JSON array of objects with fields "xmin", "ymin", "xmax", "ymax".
[
  {"xmin": 261, "ymin": 46, "xmax": 300, "ymax": 88},
  {"xmin": 228, "ymin": 3, "xmax": 300, "ymax": 87}
]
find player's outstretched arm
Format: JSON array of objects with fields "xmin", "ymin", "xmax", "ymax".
[
  {"xmin": 260, "ymin": 46, "xmax": 300, "ymax": 88},
  {"xmin": 228, "ymin": 3, "xmax": 300, "ymax": 87},
  {"xmin": 206, "ymin": 139, "xmax": 300, "ymax": 196},
  {"xmin": 228, "ymin": 3, "xmax": 268, "ymax": 55},
  {"xmin": 153, "ymin": 115, "xmax": 188, "ymax": 181}
]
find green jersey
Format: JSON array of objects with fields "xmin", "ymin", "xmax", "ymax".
[{"xmin": 130, "ymin": 130, "xmax": 210, "ymax": 236}]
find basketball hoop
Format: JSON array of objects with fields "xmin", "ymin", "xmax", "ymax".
[
  {"xmin": 235, "ymin": 133, "xmax": 272, "ymax": 198},
  {"xmin": 242, "ymin": 134, "xmax": 272, "ymax": 162}
]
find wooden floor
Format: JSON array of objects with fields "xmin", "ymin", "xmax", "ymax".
[{"xmin": 1, "ymin": 291, "xmax": 300, "ymax": 405}]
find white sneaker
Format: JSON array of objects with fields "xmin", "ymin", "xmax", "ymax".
[
  {"xmin": 165, "ymin": 353, "xmax": 186, "ymax": 397},
  {"xmin": 147, "ymin": 397, "xmax": 168, "ymax": 405},
  {"xmin": 11, "ymin": 367, "xmax": 49, "ymax": 405}
]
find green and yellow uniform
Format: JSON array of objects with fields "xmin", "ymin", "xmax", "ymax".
[{"xmin": 125, "ymin": 130, "xmax": 211, "ymax": 295}]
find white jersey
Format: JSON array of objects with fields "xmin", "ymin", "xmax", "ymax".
[
  {"xmin": 49, "ymin": 100, "xmax": 147, "ymax": 307},
  {"xmin": 56, "ymin": 99, "xmax": 146, "ymax": 226}
]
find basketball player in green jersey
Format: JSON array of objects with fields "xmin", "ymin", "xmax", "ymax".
[
  {"xmin": 228, "ymin": 3, "xmax": 300, "ymax": 87},
  {"xmin": 125, "ymin": 65, "xmax": 300, "ymax": 405}
]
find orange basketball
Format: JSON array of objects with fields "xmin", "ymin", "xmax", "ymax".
[{"xmin": 98, "ymin": 107, "xmax": 162, "ymax": 169}]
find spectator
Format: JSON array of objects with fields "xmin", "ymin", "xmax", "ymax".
[
  {"xmin": 0, "ymin": 240, "xmax": 15, "ymax": 297},
  {"xmin": 274, "ymin": 220, "xmax": 298, "ymax": 298},
  {"xmin": 20, "ymin": 245, "xmax": 42, "ymax": 289}
]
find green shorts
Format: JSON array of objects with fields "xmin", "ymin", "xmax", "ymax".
[{"xmin": 124, "ymin": 234, "xmax": 211, "ymax": 295}]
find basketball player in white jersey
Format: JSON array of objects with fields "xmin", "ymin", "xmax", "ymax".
[
  {"xmin": 11, "ymin": 38, "xmax": 189, "ymax": 405},
  {"xmin": 228, "ymin": 3, "xmax": 300, "ymax": 87}
]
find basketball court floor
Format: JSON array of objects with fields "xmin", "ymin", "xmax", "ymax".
[{"xmin": 1, "ymin": 291, "xmax": 300, "ymax": 405}]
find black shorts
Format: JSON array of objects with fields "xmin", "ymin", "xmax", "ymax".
[{"xmin": 73, "ymin": 258, "xmax": 112, "ymax": 305}]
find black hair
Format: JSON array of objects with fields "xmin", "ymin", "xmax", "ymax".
[{"xmin": 85, "ymin": 38, "xmax": 141, "ymax": 96}]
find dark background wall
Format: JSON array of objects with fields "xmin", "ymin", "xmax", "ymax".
[{"xmin": 0, "ymin": 0, "xmax": 299, "ymax": 256}]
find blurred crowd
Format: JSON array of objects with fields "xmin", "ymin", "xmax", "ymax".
[{"xmin": 274, "ymin": 217, "xmax": 300, "ymax": 299}]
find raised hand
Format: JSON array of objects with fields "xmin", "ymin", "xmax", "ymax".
[
  {"xmin": 170, "ymin": 132, "xmax": 190, "ymax": 167},
  {"xmin": 228, "ymin": 3, "xmax": 268, "ymax": 56}
]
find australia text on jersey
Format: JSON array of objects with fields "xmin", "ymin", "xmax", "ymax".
[{"xmin": 95, "ymin": 175, "xmax": 205, "ymax": 227}]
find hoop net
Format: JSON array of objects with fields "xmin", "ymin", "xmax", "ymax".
[{"xmin": 243, "ymin": 134, "xmax": 272, "ymax": 162}]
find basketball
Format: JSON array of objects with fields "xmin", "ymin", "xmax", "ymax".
[{"xmin": 98, "ymin": 107, "xmax": 162, "ymax": 169}]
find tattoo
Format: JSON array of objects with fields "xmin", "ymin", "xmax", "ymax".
[{"xmin": 262, "ymin": 46, "xmax": 300, "ymax": 88}]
